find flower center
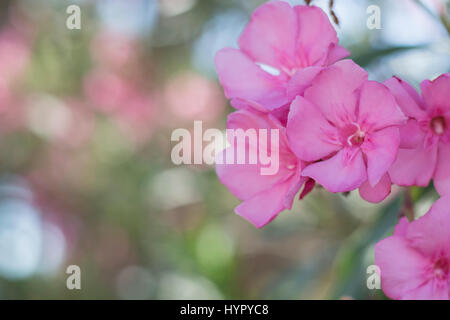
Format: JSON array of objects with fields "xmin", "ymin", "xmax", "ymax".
[
  {"xmin": 430, "ymin": 116, "xmax": 447, "ymax": 136},
  {"xmin": 341, "ymin": 123, "xmax": 365, "ymax": 147},
  {"xmin": 433, "ymin": 258, "xmax": 449, "ymax": 280}
]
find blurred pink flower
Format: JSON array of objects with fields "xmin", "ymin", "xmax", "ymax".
[
  {"xmin": 215, "ymin": 1, "xmax": 349, "ymax": 114},
  {"xmin": 90, "ymin": 30, "xmax": 139, "ymax": 70},
  {"xmin": 216, "ymin": 109, "xmax": 313, "ymax": 228},
  {"xmin": 375, "ymin": 196, "xmax": 450, "ymax": 300},
  {"xmin": 0, "ymin": 78, "xmax": 13, "ymax": 114},
  {"xmin": 115, "ymin": 92, "xmax": 157, "ymax": 143},
  {"xmin": 385, "ymin": 74, "xmax": 450, "ymax": 195},
  {"xmin": 287, "ymin": 60, "xmax": 406, "ymax": 202},
  {"xmin": 83, "ymin": 69, "xmax": 131, "ymax": 113},
  {"xmin": 164, "ymin": 72, "xmax": 225, "ymax": 123},
  {"xmin": 0, "ymin": 27, "xmax": 30, "ymax": 82},
  {"xmin": 83, "ymin": 68, "xmax": 156, "ymax": 143}
]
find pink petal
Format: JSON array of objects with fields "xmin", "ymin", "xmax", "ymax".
[
  {"xmin": 294, "ymin": 5, "xmax": 339, "ymax": 66},
  {"xmin": 238, "ymin": 1, "xmax": 297, "ymax": 71},
  {"xmin": 216, "ymin": 110, "xmax": 295, "ymax": 200},
  {"xmin": 325, "ymin": 44, "xmax": 350, "ymax": 65},
  {"xmin": 286, "ymin": 66, "xmax": 322, "ymax": 101},
  {"xmin": 375, "ymin": 236, "xmax": 432, "ymax": 300},
  {"xmin": 399, "ymin": 119, "xmax": 424, "ymax": 149},
  {"xmin": 299, "ymin": 178, "xmax": 315, "ymax": 200},
  {"xmin": 384, "ymin": 77, "xmax": 426, "ymax": 119},
  {"xmin": 401, "ymin": 279, "xmax": 449, "ymax": 300},
  {"xmin": 286, "ymin": 96, "xmax": 340, "ymax": 161},
  {"xmin": 229, "ymin": 98, "xmax": 268, "ymax": 113},
  {"xmin": 215, "ymin": 48, "xmax": 288, "ymax": 110},
  {"xmin": 434, "ymin": 143, "xmax": 450, "ymax": 196},
  {"xmin": 359, "ymin": 173, "xmax": 391, "ymax": 203},
  {"xmin": 393, "ymin": 217, "xmax": 409, "ymax": 237},
  {"xmin": 406, "ymin": 196, "xmax": 450, "ymax": 257},
  {"xmin": 302, "ymin": 148, "xmax": 367, "ymax": 193},
  {"xmin": 358, "ymin": 81, "xmax": 406, "ymax": 131},
  {"xmin": 235, "ymin": 174, "xmax": 302, "ymax": 229},
  {"xmin": 420, "ymin": 73, "xmax": 450, "ymax": 113},
  {"xmin": 389, "ymin": 142, "xmax": 438, "ymax": 187},
  {"xmin": 304, "ymin": 60, "xmax": 368, "ymax": 126},
  {"xmin": 361, "ymin": 127, "xmax": 400, "ymax": 186}
]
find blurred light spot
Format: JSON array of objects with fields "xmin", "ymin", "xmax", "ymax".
[
  {"xmin": 0, "ymin": 181, "xmax": 42, "ymax": 279},
  {"xmin": 381, "ymin": 0, "xmax": 446, "ymax": 46},
  {"xmin": 150, "ymin": 168, "xmax": 202, "ymax": 210},
  {"xmin": 192, "ymin": 9, "xmax": 247, "ymax": 76},
  {"xmin": 157, "ymin": 273, "xmax": 222, "ymax": 299},
  {"xmin": 195, "ymin": 225, "xmax": 234, "ymax": 272},
  {"xmin": 26, "ymin": 95, "xmax": 72, "ymax": 141},
  {"xmin": 97, "ymin": 0, "xmax": 159, "ymax": 37},
  {"xmin": 37, "ymin": 222, "xmax": 66, "ymax": 276},
  {"xmin": 164, "ymin": 72, "xmax": 225, "ymax": 122},
  {"xmin": 116, "ymin": 266, "xmax": 155, "ymax": 300},
  {"xmin": 90, "ymin": 31, "xmax": 139, "ymax": 69},
  {"xmin": 386, "ymin": 47, "xmax": 450, "ymax": 83},
  {"xmin": 160, "ymin": 0, "xmax": 197, "ymax": 17},
  {"xmin": 0, "ymin": 177, "xmax": 66, "ymax": 280}
]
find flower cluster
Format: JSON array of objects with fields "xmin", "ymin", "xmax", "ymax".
[{"xmin": 215, "ymin": 1, "xmax": 450, "ymax": 299}]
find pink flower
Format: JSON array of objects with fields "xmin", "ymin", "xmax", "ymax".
[
  {"xmin": 83, "ymin": 69, "xmax": 131, "ymax": 113},
  {"xmin": 215, "ymin": 1, "xmax": 349, "ymax": 115},
  {"xmin": 164, "ymin": 72, "xmax": 226, "ymax": 123},
  {"xmin": 90, "ymin": 30, "xmax": 139, "ymax": 70},
  {"xmin": 216, "ymin": 109, "xmax": 313, "ymax": 228},
  {"xmin": 0, "ymin": 27, "xmax": 30, "ymax": 83},
  {"xmin": 375, "ymin": 196, "xmax": 450, "ymax": 300},
  {"xmin": 286, "ymin": 60, "xmax": 406, "ymax": 202},
  {"xmin": 384, "ymin": 74, "xmax": 450, "ymax": 195}
]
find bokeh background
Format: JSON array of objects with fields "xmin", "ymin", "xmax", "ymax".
[{"xmin": 0, "ymin": 0, "xmax": 448, "ymax": 299}]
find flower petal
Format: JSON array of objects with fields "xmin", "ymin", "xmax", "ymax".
[
  {"xmin": 325, "ymin": 44, "xmax": 350, "ymax": 65},
  {"xmin": 359, "ymin": 173, "xmax": 391, "ymax": 203},
  {"xmin": 361, "ymin": 127, "xmax": 400, "ymax": 186},
  {"xmin": 375, "ymin": 236, "xmax": 431, "ymax": 300},
  {"xmin": 302, "ymin": 148, "xmax": 367, "ymax": 193},
  {"xmin": 294, "ymin": 5, "xmax": 339, "ymax": 66},
  {"xmin": 393, "ymin": 217, "xmax": 409, "ymax": 237},
  {"xmin": 215, "ymin": 48, "xmax": 288, "ymax": 110},
  {"xmin": 304, "ymin": 60, "xmax": 368, "ymax": 126},
  {"xmin": 235, "ymin": 174, "xmax": 302, "ymax": 229},
  {"xmin": 406, "ymin": 195, "xmax": 450, "ymax": 257},
  {"xmin": 238, "ymin": 1, "xmax": 297, "ymax": 72},
  {"xmin": 420, "ymin": 73, "xmax": 450, "ymax": 113},
  {"xmin": 286, "ymin": 95, "xmax": 340, "ymax": 161},
  {"xmin": 358, "ymin": 81, "xmax": 406, "ymax": 131},
  {"xmin": 399, "ymin": 119, "xmax": 424, "ymax": 149},
  {"xmin": 216, "ymin": 110, "xmax": 294, "ymax": 200},
  {"xmin": 434, "ymin": 143, "xmax": 450, "ymax": 196},
  {"xmin": 389, "ymin": 142, "xmax": 438, "ymax": 187},
  {"xmin": 286, "ymin": 66, "xmax": 322, "ymax": 101},
  {"xmin": 400, "ymin": 279, "xmax": 449, "ymax": 300},
  {"xmin": 383, "ymin": 76, "xmax": 426, "ymax": 119}
]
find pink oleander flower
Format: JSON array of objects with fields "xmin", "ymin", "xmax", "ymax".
[
  {"xmin": 375, "ymin": 196, "xmax": 450, "ymax": 300},
  {"xmin": 216, "ymin": 109, "xmax": 314, "ymax": 228},
  {"xmin": 384, "ymin": 74, "xmax": 450, "ymax": 195},
  {"xmin": 286, "ymin": 60, "xmax": 406, "ymax": 202},
  {"xmin": 215, "ymin": 1, "xmax": 349, "ymax": 118}
]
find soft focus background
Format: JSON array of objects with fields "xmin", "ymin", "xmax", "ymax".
[{"xmin": 0, "ymin": 0, "xmax": 448, "ymax": 299}]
